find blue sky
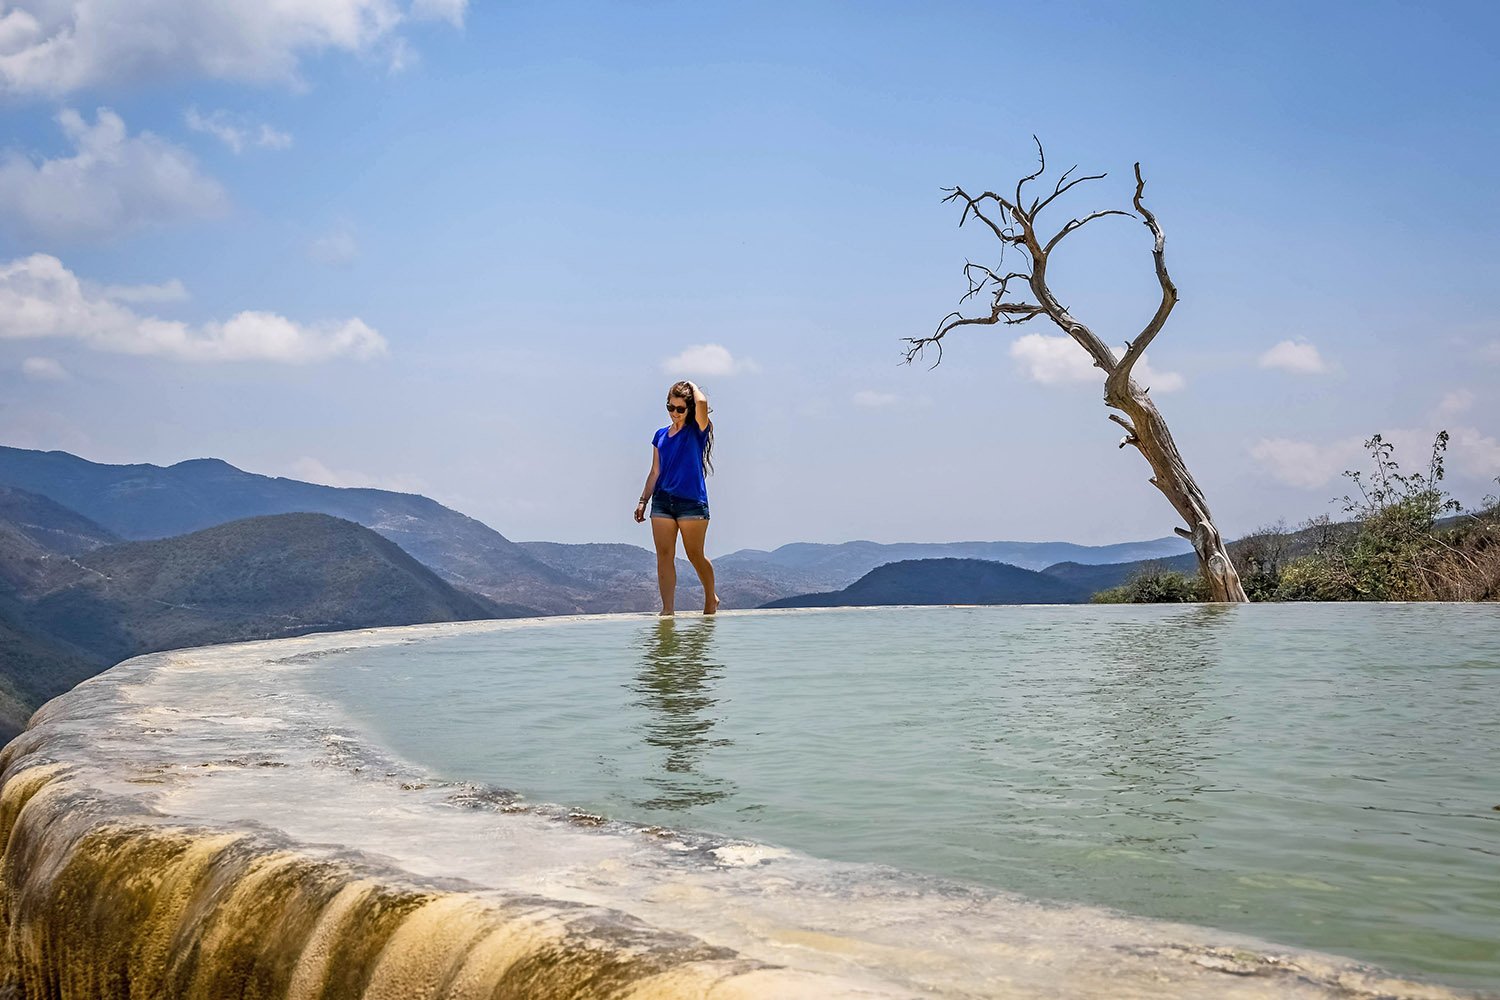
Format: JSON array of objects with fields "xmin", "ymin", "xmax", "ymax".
[{"xmin": 1, "ymin": 0, "xmax": 1497, "ymax": 551}]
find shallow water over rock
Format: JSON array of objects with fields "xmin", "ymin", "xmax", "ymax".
[{"xmin": 0, "ymin": 610, "xmax": 1490, "ymax": 998}]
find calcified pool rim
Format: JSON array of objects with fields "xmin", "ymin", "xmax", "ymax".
[{"xmin": 0, "ymin": 612, "xmax": 1476, "ymax": 1000}]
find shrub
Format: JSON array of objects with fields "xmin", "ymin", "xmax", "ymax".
[
  {"xmin": 1274, "ymin": 433, "xmax": 1497, "ymax": 602},
  {"xmin": 1091, "ymin": 561, "xmax": 1207, "ymax": 603}
]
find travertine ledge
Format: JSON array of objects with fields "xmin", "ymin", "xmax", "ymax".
[{"xmin": 0, "ymin": 618, "xmax": 1473, "ymax": 999}]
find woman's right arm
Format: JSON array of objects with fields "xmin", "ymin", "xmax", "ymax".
[{"xmin": 635, "ymin": 447, "xmax": 660, "ymax": 522}]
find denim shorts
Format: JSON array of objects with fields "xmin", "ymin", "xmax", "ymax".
[{"xmin": 650, "ymin": 491, "xmax": 710, "ymax": 521}]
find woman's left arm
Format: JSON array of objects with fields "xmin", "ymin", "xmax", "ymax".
[{"xmin": 687, "ymin": 381, "xmax": 711, "ymax": 429}]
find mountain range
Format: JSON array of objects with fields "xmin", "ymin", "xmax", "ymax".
[
  {"xmin": 0, "ymin": 483, "xmax": 503, "ymax": 738},
  {"xmin": 0, "ymin": 445, "xmax": 1192, "ymax": 612},
  {"xmin": 0, "ymin": 444, "xmax": 1202, "ymax": 735}
]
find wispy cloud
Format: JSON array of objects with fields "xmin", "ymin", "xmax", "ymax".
[
  {"xmin": 0, "ymin": 254, "xmax": 386, "ymax": 364},
  {"xmin": 0, "ymin": 108, "xmax": 226, "ymax": 243},
  {"xmin": 852, "ymin": 390, "xmax": 899, "ymax": 408},
  {"xmin": 1249, "ymin": 436, "xmax": 1363, "ymax": 489},
  {"xmin": 1436, "ymin": 389, "xmax": 1475, "ymax": 418},
  {"xmin": 1252, "ymin": 424, "xmax": 1500, "ymax": 493},
  {"xmin": 410, "ymin": 0, "xmax": 467, "ymax": 27},
  {"xmin": 185, "ymin": 107, "xmax": 292, "ymax": 154},
  {"xmin": 1258, "ymin": 339, "xmax": 1330, "ymax": 375},
  {"xmin": 95, "ymin": 278, "xmax": 189, "ymax": 304},
  {"xmin": 0, "ymin": 0, "xmax": 467, "ymax": 97},
  {"xmin": 309, "ymin": 227, "xmax": 359, "ymax": 266},
  {"xmin": 661, "ymin": 343, "xmax": 760, "ymax": 377},
  {"xmin": 21, "ymin": 356, "xmax": 68, "ymax": 381}
]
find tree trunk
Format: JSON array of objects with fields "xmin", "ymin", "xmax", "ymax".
[{"xmin": 1109, "ymin": 385, "xmax": 1248, "ymax": 602}]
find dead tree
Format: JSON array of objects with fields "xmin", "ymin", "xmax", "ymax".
[{"xmin": 905, "ymin": 141, "xmax": 1248, "ymax": 602}]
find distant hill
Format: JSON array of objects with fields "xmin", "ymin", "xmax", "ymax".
[
  {"xmin": 0, "ymin": 446, "xmax": 579, "ymax": 614},
  {"xmin": 722, "ymin": 536, "xmax": 1192, "ymax": 595},
  {"xmin": 0, "ymin": 486, "xmax": 120, "ymax": 595},
  {"xmin": 520, "ymin": 535, "xmax": 1195, "ymax": 611},
  {"xmin": 24, "ymin": 512, "xmax": 510, "ymax": 661},
  {"xmin": 0, "ymin": 509, "xmax": 511, "ymax": 740},
  {"xmin": 0, "ymin": 485, "xmax": 120, "ymax": 556},
  {"xmin": 1040, "ymin": 553, "xmax": 1199, "ymax": 594},
  {"xmin": 761, "ymin": 558, "xmax": 1090, "ymax": 608},
  {"xmin": 518, "ymin": 540, "xmax": 811, "ymax": 612}
]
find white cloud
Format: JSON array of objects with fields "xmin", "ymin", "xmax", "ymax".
[
  {"xmin": 410, "ymin": 0, "xmax": 467, "ymax": 26},
  {"xmin": 852, "ymin": 390, "xmax": 899, "ymax": 408},
  {"xmin": 0, "ymin": 254, "xmax": 386, "ymax": 364},
  {"xmin": 1252, "ymin": 426, "xmax": 1500, "ymax": 493},
  {"xmin": 1135, "ymin": 356, "xmax": 1185, "ymax": 394},
  {"xmin": 1009, "ymin": 333, "xmax": 1183, "ymax": 392},
  {"xmin": 1436, "ymin": 389, "xmax": 1475, "ymax": 418},
  {"xmin": 185, "ymin": 107, "xmax": 292, "ymax": 154},
  {"xmin": 1258, "ymin": 339, "xmax": 1330, "ymax": 375},
  {"xmin": 1481, "ymin": 341, "xmax": 1500, "ymax": 363},
  {"xmin": 661, "ymin": 343, "xmax": 759, "ymax": 377},
  {"xmin": 0, "ymin": 0, "xmax": 470, "ymax": 97},
  {"xmin": 309, "ymin": 228, "xmax": 359, "ymax": 266},
  {"xmin": 1250, "ymin": 436, "xmax": 1363, "ymax": 489},
  {"xmin": 21, "ymin": 356, "xmax": 68, "ymax": 380},
  {"xmin": 94, "ymin": 277, "xmax": 189, "ymax": 304},
  {"xmin": 1010, "ymin": 334, "xmax": 1096, "ymax": 384},
  {"xmin": 1448, "ymin": 427, "xmax": 1500, "ymax": 478},
  {"xmin": 0, "ymin": 108, "xmax": 226, "ymax": 243}
]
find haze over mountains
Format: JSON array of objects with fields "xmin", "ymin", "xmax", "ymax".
[
  {"xmin": 0, "ymin": 446, "xmax": 1191, "ymax": 612},
  {"xmin": 0, "ymin": 444, "xmax": 1198, "ymax": 735}
]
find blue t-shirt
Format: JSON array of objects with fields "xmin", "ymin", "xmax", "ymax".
[{"xmin": 653, "ymin": 423, "xmax": 709, "ymax": 503}]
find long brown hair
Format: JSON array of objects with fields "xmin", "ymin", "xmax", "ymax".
[{"xmin": 669, "ymin": 381, "xmax": 714, "ymax": 475}]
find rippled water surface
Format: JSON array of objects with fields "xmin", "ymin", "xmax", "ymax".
[{"xmin": 304, "ymin": 604, "xmax": 1500, "ymax": 988}]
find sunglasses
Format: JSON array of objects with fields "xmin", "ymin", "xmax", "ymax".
[{"xmin": 666, "ymin": 403, "xmax": 688, "ymax": 414}]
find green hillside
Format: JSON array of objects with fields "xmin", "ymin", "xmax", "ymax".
[
  {"xmin": 762, "ymin": 558, "xmax": 1089, "ymax": 608},
  {"xmin": 0, "ymin": 447, "xmax": 576, "ymax": 614},
  {"xmin": 0, "ymin": 509, "xmax": 516, "ymax": 740}
]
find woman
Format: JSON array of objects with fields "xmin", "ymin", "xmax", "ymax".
[{"xmin": 634, "ymin": 380, "xmax": 718, "ymax": 616}]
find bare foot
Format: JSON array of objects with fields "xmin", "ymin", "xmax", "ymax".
[
  {"xmin": 658, "ymin": 609, "xmax": 675, "ymax": 618},
  {"xmin": 704, "ymin": 594, "xmax": 720, "ymax": 615}
]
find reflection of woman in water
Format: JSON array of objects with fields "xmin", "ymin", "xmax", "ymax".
[
  {"xmin": 634, "ymin": 379, "xmax": 719, "ymax": 617},
  {"xmin": 633, "ymin": 618, "xmax": 733, "ymax": 810}
]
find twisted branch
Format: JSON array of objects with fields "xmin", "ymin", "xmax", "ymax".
[{"xmin": 1112, "ymin": 162, "xmax": 1177, "ymax": 386}]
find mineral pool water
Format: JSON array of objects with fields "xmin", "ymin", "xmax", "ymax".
[{"xmin": 301, "ymin": 604, "xmax": 1500, "ymax": 990}]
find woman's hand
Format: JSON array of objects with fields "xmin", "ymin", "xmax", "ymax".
[
  {"xmin": 634, "ymin": 498, "xmax": 648, "ymax": 523},
  {"xmin": 686, "ymin": 381, "xmax": 710, "ymax": 426}
]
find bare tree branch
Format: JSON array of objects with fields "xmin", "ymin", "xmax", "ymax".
[
  {"xmin": 943, "ymin": 187, "xmax": 1015, "ymax": 244},
  {"xmin": 1042, "ymin": 209, "xmax": 1134, "ymax": 255},
  {"xmin": 902, "ymin": 300, "xmax": 1043, "ymax": 367},
  {"xmin": 1108, "ymin": 413, "xmax": 1140, "ymax": 449},
  {"xmin": 959, "ymin": 263, "xmax": 1030, "ymax": 305},
  {"xmin": 1013, "ymin": 135, "xmax": 1045, "ymax": 220},
  {"xmin": 1113, "ymin": 162, "xmax": 1177, "ymax": 384},
  {"xmin": 1031, "ymin": 167, "xmax": 1109, "ymax": 221}
]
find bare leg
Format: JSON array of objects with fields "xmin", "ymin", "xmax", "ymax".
[
  {"xmin": 678, "ymin": 518, "xmax": 718, "ymax": 614},
  {"xmin": 651, "ymin": 516, "xmax": 680, "ymax": 616}
]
